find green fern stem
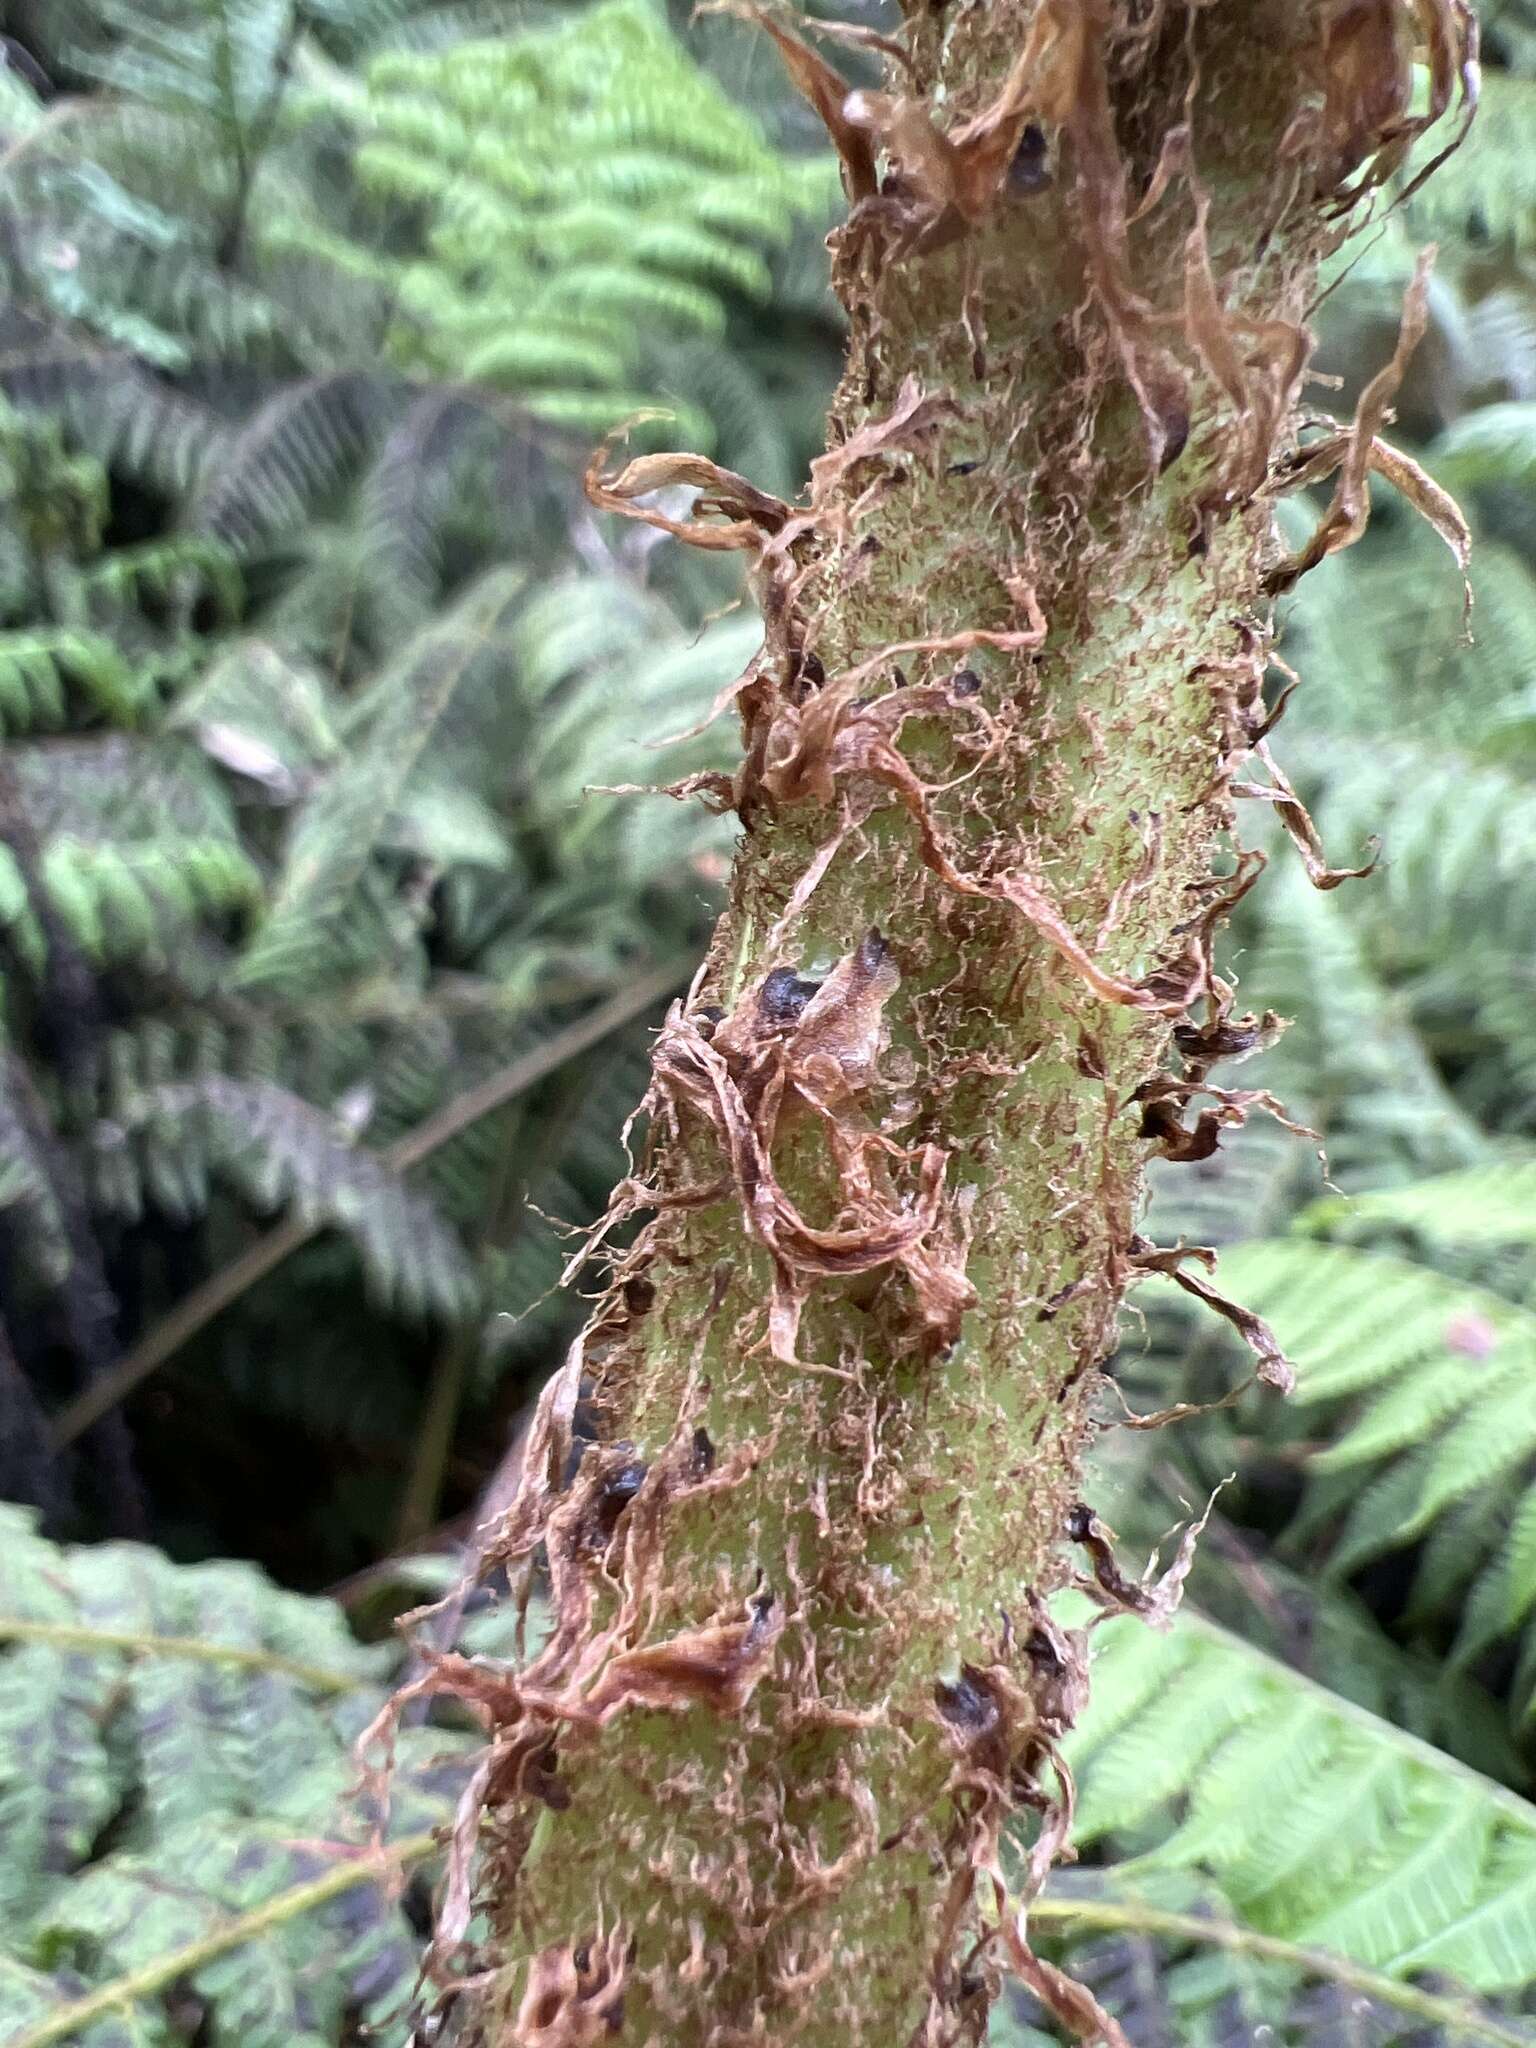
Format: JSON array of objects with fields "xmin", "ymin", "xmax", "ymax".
[
  {"xmin": 0, "ymin": 1618, "xmax": 366, "ymax": 1695},
  {"xmin": 1024, "ymin": 1896, "xmax": 1536, "ymax": 2048},
  {"xmin": 5, "ymin": 1832, "xmax": 439, "ymax": 2048},
  {"xmin": 462, "ymin": 6, "xmax": 1430, "ymax": 2042}
]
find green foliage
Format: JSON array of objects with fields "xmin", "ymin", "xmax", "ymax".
[
  {"xmin": 0, "ymin": 0, "xmax": 829, "ymax": 1563},
  {"xmin": 275, "ymin": 0, "xmax": 834, "ymax": 440},
  {"xmin": 8, "ymin": 0, "xmax": 1536, "ymax": 2040},
  {"xmin": 0, "ymin": 235, "xmax": 753, "ymax": 1564},
  {"xmin": 0, "ymin": 356, "xmax": 740, "ymax": 1551},
  {"xmin": 0, "ymin": 0, "xmax": 836, "ymax": 469},
  {"xmin": 1169, "ymin": 1202, "xmax": 1536, "ymax": 1727},
  {"xmin": 0, "ymin": 1503, "xmax": 465, "ymax": 2048},
  {"xmin": 1068, "ymin": 1612, "xmax": 1536, "ymax": 1992},
  {"xmin": 993, "ymin": 1613, "xmax": 1536, "ymax": 2047},
  {"xmin": 10, "ymin": 1510, "xmax": 1533, "ymax": 2048}
]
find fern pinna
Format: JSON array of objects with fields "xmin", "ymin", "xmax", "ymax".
[
  {"xmin": 0, "ymin": 0, "xmax": 828, "ymax": 1562},
  {"xmin": 998, "ymin": 1611, "xmax": 1536, "ymax": 2047},
  {"xmin": 0, "ymin": 1504, "xmax": 465, "ymax": 2048},
  {"xmin": 0, "ymin": 375, "xmax": 741, "ymax": 1557}
]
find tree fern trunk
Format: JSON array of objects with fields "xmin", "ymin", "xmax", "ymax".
[{"xmin": 447, "ymin": 4, "xmax": 1469, "ymax": 2041}]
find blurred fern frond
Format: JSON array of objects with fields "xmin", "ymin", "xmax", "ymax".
[
  {"xmin": 988, "ymin": 1607, "xmax": 1536, "ymax": 2047},
  {"xmin": 274, "ymin": 0, "xmax": 836, "ymax": 439},
  {"xmin": 1127, "ymin": 1202, "xmax": 1536, "ymax": 1735},
  {"xmin": 0, "ymin": 1502, "xmax": 465, "ymax": 2048},
  {"xmin": 0, "ymin": 348, "xmax": 747, "ymax": 1560}
]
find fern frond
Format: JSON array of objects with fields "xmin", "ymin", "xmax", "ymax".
[
  {"xmin": 0, "ymin": 631, "xmax": 143, "ymax": 734},
  {"xmin": 1405, "ymin": 72, "xmax": 1536, "ymax": 250},
  {"xmin": 1435, "ymin": 401, "xmax": 1536, "ymax": 491},
  {"xmin": 1066, "ymin": 1607, "xmax": 1536, "ymax": 1997},
  {"xmin": 168, "ymin": 639, "xmax": 342, "ymax": 793},
  {"xmin": 1230, "ymin": 866, "xmax": 1488, "ymax": 1184},
  {"xmin": 1188, "ymin": 1230, "xmax": 1536, "ymax": 1720},
  {"xmin": 91, "ymin": 1074, "xmax": 478, "ymax": 1319},
  {"xmin": 1328, "ymin": 1157, "xmax": 1536, "ymax": 1246},
  {"xmin": 79, "ymin": 536, "xmax": 242, "ymax": 624},
  {"xmin": 0, "ymin": 316, "xmax": 227, "ymax": 495},
  {"xmin": 0, "ymin": 1062, "xmax": 72, "ymax": 1289},
  {"xmin": 1219, "ymin": 1235, "xmax": 1527, "ymax": 1404},
  {"xmin": 356, "ymin": 383, "xmax": 549, "ymax": 624},
  {"xmin": 37, "ymin": 834, "xmax": 261, "ymax": 969},
  {"xmin": 1005, "ymin": 1876, "xmax": 1536, "ymax": 2048},
  {"xmin": 279, "ymin": 0, "xmax": 827, "ymax": 434},
  {"xmin": 236, "ymin": 564, "xmax": 523, "ymax": 992},
  {"xmin": 190, "ymin": 373, "xmax": 386, "ymax": 556},
  {"xmin": 0, "ymin": 1504, "xmax": 453, "ymax": 2048}
]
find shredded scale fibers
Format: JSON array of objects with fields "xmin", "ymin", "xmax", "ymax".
[{"xmin": 364, "ymin": 4, "xmax": 1478, "ymax": 2042}]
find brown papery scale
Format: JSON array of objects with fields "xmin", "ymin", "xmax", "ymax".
[{"xmin": 383, "ymin": 4, "xmax": 1478, "ymax": 2042}]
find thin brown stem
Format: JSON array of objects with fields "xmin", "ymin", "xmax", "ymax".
[
  {"xmin": 51, "ymin": 960, "xmax": 690, "ymax": 1447},
  {"xmin": 394, "ymin": 1324, "xmax": 478, "ymax": 1548}
]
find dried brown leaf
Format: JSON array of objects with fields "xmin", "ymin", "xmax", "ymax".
[
  {"xmin": 581, "ymin": 1586, "xmax": 784, "ymax": 1719},
  {"xmin": 1181, "ymin": 195, "xmax": 1309, "ymax": 503},
  {"xmin": 657, "ymin": 934, "xmax": 975, "ymax": 1359},
  {"xmin": 591, "ymin": 770, "xmax": 737, "ymax": 813},
  {"xmin": 991, "ymin": 866, "xmax": 1181, "ymax": 1013},
  {"xmin": 700, "ymin": 0, "xmax": 878, "ymax": 202},
  {"xmin": 1136, "ymin": 1487, "xmax": 1222, "ymax": 1629},
  {"xmin": 1000, "ymin": 1908, "xmax": 1132, "ymax": 2048},
  {"xmin": 801, "ymin": 376, "xmax": 960, "ymax": 536},
  {"xmin": 784, "ymin": 926, "xmax": 901, "ymax": 1101},
  {"xmin": 799, "ymin": 12, "xmax": 917, "ymax": 82},
  {"xmin": 437, "ymin": 1751, "xmax": 496, "ymax": 1955},
  {"xmin": 1068, "ymin": 1490, "xmax": 1221, "ymax": 1630},
  {"xmin": 585, "ymin": 434, "xmax": 791, "ymax": 553},
  {"xmin": 1172, "ymin": 1008, "xmax": 1286, "ymax": 1074},
  {"xmin": 1137, "ymin": 1073, "xmax": 1316, "ymax": 1164},
  {"xmin": 1270, "ymin": 427, "xmax": 1470, "ymax": 613},
  {"xmin": 1368, "ymin": 433, "xmax": 1472, "ymax": 613},
  {"xmin": 1129, "ymin": 1236, "xmax": 1295, "ymax": 1392},
  {"xmin": 1235, "ymin": 739, "xmax": 1377, "ymax": 890},
  {"xmin": 1320, "ymin": 0, "xmax": 1415, "ymax": 191},
  {"xmin": 1265, "ymin": 248, "xmax": 1435, "ymax": 592}
]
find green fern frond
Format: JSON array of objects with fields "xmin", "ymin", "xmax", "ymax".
[
  {"xmin": 80, "ymin": 536, "xmax": 242, "ymax": 624},
  {"xmin": 1328, "ymin": 1158, "xmax": 1536, "ymax": 1246},
  {"xmin": 236, "ymin": 564, "xmax": 523, "ymax": 992},
  {"xmin": 90, "ymin": 1074, "xmax": 478, "ymax": 1319},
  {"xmin": 1218, "ymin": 1235, "xmax": 1525, "ymax": 1404},
  {"xmin": 37, "ymin": 834, "xmax": 261, "ymax": 968},
  {"xmin": 0, "ymin": 631, "xmax": 144, "ymax": 734},
  {"xmin": 0, "ymin": 1060, "xmax": 73, "ymax": 1289},
  {"xmin": 169, "ymin": 639, "xmax": 343, "ymax": 792},
  {"xmin": 1434, "ymin": 402, "xmax": 1536, "ymax": 492},
  {"xmin": 1181, "ymin": 1228, "xmax": 1536, "ymax": 1718},
  {"xmin": 1405, "ymin": 71, "xmax": 1536, "ymax": 251},
  {"xmin": 279, "ymin": 0, "xmax": 828, "ymax": 434},
  {"xmin": 1230, "ymin": 867, "xmax": 1488, "ymax": 1184},
  {"xmin": 0, "ymin": 1504, "xmax": 456, "ymax": 2048},
  {"xmin": 190, "ymin": 373, "xmax": 386, "ymax": 556},
  {"xmin": 358, "ymin": 384, "xmax": 565, "ymax": 626},
  {"xmin": 1066, "ymin": 1607, "xmax": 1536, "ymax": 1997},
  {"xmin": 0, "ymin": 318, "xmax": 227, "ymax": 496}
]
